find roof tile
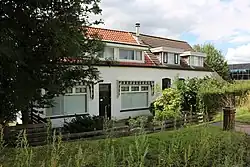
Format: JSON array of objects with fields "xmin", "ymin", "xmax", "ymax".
[
  {"xmin": 87, "ymin": 27, "xmax": 138, "ymax": 45},
  {"xmin": 135, "ymin": 33, "xmax": 194, "ymax": 51}
]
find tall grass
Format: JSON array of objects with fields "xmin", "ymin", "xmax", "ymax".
[{"xmin": 0, "ymin": 123, "xmax": 249, "ymax": 167}]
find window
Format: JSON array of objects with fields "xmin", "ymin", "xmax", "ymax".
[
  {"xmin": 162, "ymin": 78, "xmax": 171, "ymax": 90},
  {"xmin": 121, "ymin": 85, "xmax": 149, "ymax": 110},
  {"xmin": 103, "ymin": 47, "xmax": 114, "ymax": 59},
  {"xmin": 168, "ymin": 53, "xmax": 175, "ymax": 64},
  {"xmin": 121, "ymin": 86, "xmax": 129, "ymax": 92},
  {"xmin": 163, "ymin": 53, "xmax": 168, "ymax": 63},
  {"xmin": 198, "ymin": 57, "xmax": 203, "ymax": 66},
  {"xmin": 136, "ymin": 51, "xmax": 142, "ymax": 60},
  {"xmin": 131, "ymin": 86, "xmax": 139, "ymax": 91},
  {"xmin": 51, "ymin": 96, "xmax": 64, "ymax": 116},
  {"xmin": 141, "ymin": 86, "xmax": 149, "ymax": 91},
  {"xmin": 174, "ymin": 54, "xmax": 179, "ymax": 64},
  {"xmin": 119, "ymin": 49, "xmax": 142, "ymax": 61},
  {"xmin": 50, "ymin": 85, "xmax": 87, "ymax": 116},
  {"xmin": 64, "ymin": 95, "xmax": 87, "ymax": 115},
  {"xmin": 119, "ymin": 49, "xmax": 134, "ymax": 60},
  {"xmin": 194, "ymin": 56, "xmax": 199, "ymax": 66},
  {"xmin": 190, "ymin": 56, "xmax": 194, "ymax": 65}
]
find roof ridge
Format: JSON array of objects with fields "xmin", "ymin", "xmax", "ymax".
[
  {"xmin": 87, "ymin": 26, "xmax": 131, "ymax": 34},
  {"xmin": 130, "ymin": 32, "xmax": 189, "ymax": 43}
]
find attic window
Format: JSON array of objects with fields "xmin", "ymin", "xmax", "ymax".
[
  {"xmin": 101, "ymin": 47, "xmax": 114, "ymax": 59},
  {"xmin": 119, "ymin": 49, "xmax": 142, "ymax": 61}
]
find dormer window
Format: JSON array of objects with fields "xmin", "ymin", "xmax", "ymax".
[
  {"xmin": 162, "ymin": 52, "xmax": 179, "ymax": 65},
  {"xmin": 101, "ymin": 47, "xmax": 114, "ymax": 59},
  {"xmin": 189, "ymin": 56, "xmax": 204, "ymax": 66},
  {"xmin": 119, "ymin": 49, "xmax": 142, "ymax": 61}
]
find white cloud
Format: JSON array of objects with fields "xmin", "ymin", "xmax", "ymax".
[
  {"xmin": 92, "ymin": 0, "xmax": 250, "ymax": 43},
  {"xmin": 91, "ymin": 0, "xmax": 250, "ymax": 64},
  {"xmin": 226, "ymin": 44, "xmax": 250, "ymax": 64}
]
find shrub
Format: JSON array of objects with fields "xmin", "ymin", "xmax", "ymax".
[
  {"xmin": 63, "ymin": 115, "xmax": 103, "ymax": 133},
  {"xmin": 153, "ymin": 88, "xmax": 182, "ymax": 122}
]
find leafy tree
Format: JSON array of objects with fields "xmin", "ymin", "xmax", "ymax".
[
  {"xmin": 0, "ymin": 0, "xmax": 103, "ymax": 125},
  {"xmin": 193, "ymin": 43, "xmax": 231, "ymax": 81}
]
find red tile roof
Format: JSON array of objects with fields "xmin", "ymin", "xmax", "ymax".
[
  {"xmin": 84, "ymin": 27, "xmax": 211, "ymax": 71},
  {"xmin": 87, "ymin": 27, "xmax": 138, "ymax": 45}
]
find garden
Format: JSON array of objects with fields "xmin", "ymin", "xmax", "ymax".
[{"xmin": 2, "ymin": 77, "xmax": 250, "ymax": 166}]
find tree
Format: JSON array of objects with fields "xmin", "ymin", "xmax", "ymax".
[
  {"xmin": 0, "ymin": 0, "xmax": 104, "ymax": 125},
  {"xmin": 193, "ymin": 43, "xmax": 231, "ymax": 81}
]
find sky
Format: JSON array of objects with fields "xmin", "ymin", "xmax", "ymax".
[{"xmin": 91, "ymin": 0, "xmax": 250, "ymax": 64}]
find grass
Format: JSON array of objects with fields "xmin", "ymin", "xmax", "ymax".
[{"xmin": 0, "ymin": 125, "xmax": 249, "ymax": 167}]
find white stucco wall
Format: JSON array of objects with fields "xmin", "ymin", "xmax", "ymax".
[
  {"xmin": 47, "ymin": 66, "xmax": 215, "ymax": 127},
  {"xmin": 89, "ymin": 66, "xmax": 214, "ymax": 118}
]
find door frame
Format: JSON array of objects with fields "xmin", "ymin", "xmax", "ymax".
[{"xmin": 98, "ymin": 83, "xmax": 112, "ymax": 118}]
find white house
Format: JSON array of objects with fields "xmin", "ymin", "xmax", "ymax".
[{"xmin": 42, "ymin": 23, "xmax": 216, "ymax": 128}]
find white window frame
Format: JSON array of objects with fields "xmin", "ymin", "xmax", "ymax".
[
  {"xmin": 174, "ymin": 54, "xmax": 179, "ymax": 64},
  {"xmin": 120, "ymin": 85, "xmax": 149, "ymax": 110},
  {"xmin": 189, "ymin": 56, "xmax": 195, "ymax": 66},
  {"xmin": 163, "ymin": 52, "xmax": 168, "ymax": 63},
  {"xmin": 98, "ymin": 47, "xmax": 114, "ymax": 60},
  {"xmin": 65, "ymin": 86, "xmax": 87, "ymax": 96},
  {"xmin": 198, "ymin": 57, "xmax": 203, "ymax": 66},
  {"xmin": 49, "ymin": 84, "xmax": 88, "ymax": 116}
]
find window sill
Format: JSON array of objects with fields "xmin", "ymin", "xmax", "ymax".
[
  {"xmin": 46, "ymin": 113, "xmax": 88, "ymax": 119},
  {"xmin": 118, "ymin": 59, "xmax": 144, "ymax": 63},
  {"xmin": 120, "ymin": 107, "xmax": 149, "ymax": 112}
]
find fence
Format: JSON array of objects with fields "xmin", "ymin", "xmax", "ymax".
[
  {"xmin": 4, "ymin": 113, "xmax": 204, "ymax": 147},
  {"xmin": 61, "ymin": 113, "xmax": 204, "ymax": 141},
  {"xmin": 29, "ymin": 112, "xmax": 48, "ymax": 124},
  {"xmin": 4, "ymin": 123, "xmax": 48, "ymax": 146}
]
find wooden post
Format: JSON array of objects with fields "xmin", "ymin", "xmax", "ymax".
[{"xmin": 223, "ymin": 107, "xmax": 236, "ymax": 131}]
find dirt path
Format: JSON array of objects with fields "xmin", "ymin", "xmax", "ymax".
[{"xmin": 212, "ymin": 121, "xmax": 250, "ymax": 135}]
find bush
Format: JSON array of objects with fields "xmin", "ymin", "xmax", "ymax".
[
  {"xmin": 153, "ymin": 88, "xmax": 182, "ymax": 122},
  {"xmin": 63, "ymin": 114, "xmax": 103, "ymax": 133}
]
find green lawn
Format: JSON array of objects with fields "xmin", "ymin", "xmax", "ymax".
[{"xmin": 0, "ymin": 125, "xmax": 249, "ymax": 167}]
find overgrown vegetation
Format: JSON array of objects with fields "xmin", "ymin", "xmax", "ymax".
[
  {"xmin": 151, "ymin": 77, "xmax": 250, "ymax": 122},
  {"xmin": 0, "ymin": 125, "xmax": 249, "ymax": 167}
]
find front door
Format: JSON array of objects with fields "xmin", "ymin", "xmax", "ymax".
[{"xmin": 99, "ymin": 84, "xmax": 111, "ymax": 118}]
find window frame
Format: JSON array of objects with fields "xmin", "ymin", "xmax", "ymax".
[
  {"xmin": 120, "ymin": 85, "xmax": 149, "ymax": 111},
  {"xmin": 163, "ymin": 52, "xmax": 168, "ymax": 63},
  {"xmin": 162, "ymin": 78, "xmax": 171, "ymax": 90},
  {"xmin": 118, "ymin": 48, "xmax": 143, "ymax": 61},
  {"xmin": 174, "ymin": 54, "xmax": 179, "ymax": 64},
  {"xmin": 49, "ymin": 85, "xmax": 88, "ymax": 117},
  {"xmin": 65, "ymin": 85, "xmax": 87, "ymax": 96},
  {"xmin": 189, "ymin": 56, "xmax": 195, "ymax": 65},
  {"xmin": 101, "ymin": 47, "xmax": 115, "ymax": 60}
]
